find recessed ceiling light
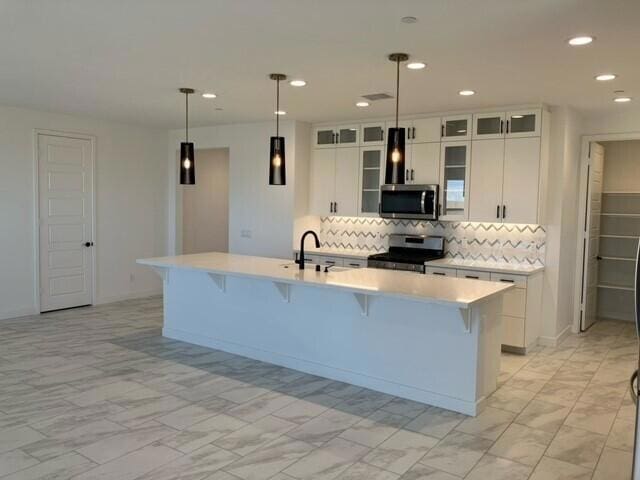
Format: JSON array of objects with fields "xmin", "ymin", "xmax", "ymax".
[
  {"xmin": 407, "ymin": 62, "xmax": 426, "ymax": 70},
  {"xmin": 289, "ymin": 79, "xmax": 306, "ymax": 87},
  {"xmin": 274, "ymin": 110, "xmax": 287, "ymax": 115},
  {"xmin": 458, "ymin": 90, "xmax": 475, "ymax": 96},
  {"xmin": 614, "ymin": 97, "xmax": 632, "ymax": 103},
  {"xmin": 401, "ymin": 16, "xmax": 417, "ymax": 24},
  {"xmin": 595, "ymin": 73, "xmax": 617, "ymax": 81},
  {"xmin": 568, "ymin": 35, "xmax": 594, "ymax": 46},
  {"xmin": 356, "ymin": 101, "xmax": 370, "ymax": 107},
  {"xmin": 202, "ymin": 92, "xmax": 217, "ymax": 99}
]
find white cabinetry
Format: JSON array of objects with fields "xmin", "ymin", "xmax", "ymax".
[
  {"xmin": 425, "ymin": 266, "xmax": 543, "ymax": 352},
  {"xmin": 439, "ymin": 141, "xmax": 471, "ymax": 220},
  {"xmin": 360, "ymin": 122, "xmax": 385, "ymax": 146},
  {"xmin": 313, "ymin": 125, "xmax": 360, "ymax": 148},
  {"xmin": 358, "ymin": 146, "xmax": 384, "ymax": 216},
  {"xmin": 442, "ymin": 114, "xmax": 472, "ymax": 140},
  {"xmin": 310, "ymin": 147, "xmax": 359, "ymax": 216},
  {"xmin": 472, "ymin": 109, "xmax": 541, "ymax": 139}
]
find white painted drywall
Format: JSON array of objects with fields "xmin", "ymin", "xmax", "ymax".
[
  {"xmin": 583, "ymin": 109, "xmax": 640, "ymax": 136},
  {"xmin": 182, "ymin": 148, "xmax": 230, "ymax": 254},
  {"xmin": 168, "ymin": 120, "xmax": 311, "ymax": 260},
  {"xmin": 0, "ymin": 104, "xmax": 168, "ymax": 320},
  {"xmin": 601, "ymin": 140, "xmax": 640, "ymax": 192}
]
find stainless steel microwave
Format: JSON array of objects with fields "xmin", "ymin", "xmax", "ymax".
[{"xmin": 379, "ymin": 184, "xmax": 439, "ymax": 220}]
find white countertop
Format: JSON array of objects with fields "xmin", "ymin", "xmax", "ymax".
[
  {"xmin": 426, "ymin": 258, "xmax": 545, "ymax": 275},
  {"xmin": 293, "ymin": 247, "xmax": 370, "ymax": 259},
  {"xmin": 139, "ymin": 252, "xmax": 512, "ymax": 309}
]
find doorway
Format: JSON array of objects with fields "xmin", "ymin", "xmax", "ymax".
[
  {"xmin": 37, "ymin": 132, "xmax": 95, "ymax": 312},
  {"xmin": 578, "ymin": 139, "xmax": 640, "ymax": 330},
  {"xmin": 182, "ymin": 148, "xmax": 230, "ymax": 254}
]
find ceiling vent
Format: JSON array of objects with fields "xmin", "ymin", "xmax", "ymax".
[{"xmin": 361, "ymin": 92, "xmax": 394, "ymax": 101}]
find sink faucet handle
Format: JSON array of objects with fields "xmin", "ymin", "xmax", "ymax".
[{"xmin": 324, "ymin": 264, "xmax": 335, "ymax": 273}]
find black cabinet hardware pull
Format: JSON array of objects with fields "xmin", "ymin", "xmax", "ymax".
[
  {"xmin": 348, "ymin": 263, "xmax": 360, "ymax": 267},
  {"xmin": 502, "ymin": 205, "xmax": 506, "ymax": 218},
  {"xmin": 441, "ymin": 124, "xmax": 445, "ymax": 137},
  {"xmin": 411, "ymin": 169, "xmax": 415, "ymax": 181},
  {"xmin": 499, "ymin": 279, "xmax": 515, "ymax": 283},
  {"xmin": 433, "ymin": 272, "xmax": 446, "ymax": 276},
  {"xmin": 466, "ymin": 275, "xmax": 479, "ymax": 279},
  {"xmin": 500, "ymin": 120, "xmax": 504, "ymax": 134},
  {"xmin": 336, "ymin": 132, "xmax": 340, "ymax": 143},
  {"xmin": 335, "ymin": 202, "xmax": 338, "ymax": 213},
  {"xmin": 496, "ymin": 205, "xmax": 500, "ymax": 218},
  {"xmin": 406, "ymin": 169, "xmax": 409, "ymax": 181},
  {"xmin": 506, "ymin": 120, "xmax": 510, "ymax": 134}
]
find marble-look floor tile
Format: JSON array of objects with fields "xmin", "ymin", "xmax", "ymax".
[
  {"xmin": 333, "ymin": 390, "xmax": 394, "ymax": 417},
  {"xmin": 419, "ymin": 431, "xmax": 493, "ymax": 477},
  {"xmin": 335, "ymin": 461, "xmax": 399, "ymax": 480},
  {"xmin": 485, "ymin": 386, "xmax": 535, "ymax": 413},
  {"xmin": 287, "ymin": 408, "xmax": 361, "ymax": 446},
  {"xmin": 545, "ymin": 425, "xmax": 606, "ymax": 469},
  {"xmin": 578, "ymin": 381, "xmax": 627, "ymax": 409},
  {"xmin": 606, "ymin": 417, "xmax": 635, "ymax": 451},
  {"xmin": 137, "ymin": 444, "xmax": 239, "ymax": 480},
  {"xmin": 339, "ymin": 410, "xmax": 409, "ymax": 448},
  {"xmin": 380, "ymin": 398, "xmax": 427, "ymax": 419},
  {"xmin": 405, "ymin": 406, "xmax": 465, "ymax": 439},
  {"xmin": 156, "ymin": 403, "xmax": 218, "ymax": 430},
  {"xmin": 564, "ymin": 402, "xmax": 617, "ymax": 435},
  {"xmin": 464, "ymin": 454, "xmax": 531, "ymax": 480},
  {"xmin": 284, "ymin": 437, "xmax": 370, "ymax": 480},
  {"xmin": 224, "ymin": 436, "xmax": 315, "ymax": 480},
  {"xmin": 272, "ymin": 394, "xmax": 340, "ymax": 425},
  {"xmin": 398, "ymin": 463, "xmax": 461, "ymax": 479},
  {"xmin": 504, "ymin": 370, "xmax": 550, "ymax": 393},
  {"xmin": 454, "ymin": 407, "xmax": 515, "ymax": 441},
  {"xmin": 0, "ymin": 451, "xmax": 95, "ymax": 480},
  {"xmin": 362, "ymin": 429, "xmax": 438, "ymax": 475},
  {"xmin": 226, "ymin": 391, "xmax": 297, "ymax": 423},
  {"xmin": 0, "ymin": 425, "xmax": 46, "ymax": 454},
  {"xmin": 488, "ymin": 423, "xmax": 553, "ymax": 466},
  {"xmin": 107, "ymin": 394, "xmax": 190, "ymax": 428},
  {"xmin": 162, "ymin": 414, "xmax": 248, "ymax": 453},
  {"xmin": 214, "ymin": 415, "xmax": 296, "ymax": 456},
  {"xmin": 529, "ymin": 456, "xmax": 592, "ymax": 480},
  {"xmin": 592, "ymin": 446, "xmax": 633, "ymax": 480},
  {"xmin": 534, "ymin": 381, "xmax": 584, "ymax": 407},
  {"xmin": 0, "ymin": 449, "xmax": 39, "ymax": 477},
  {"xmin": 514, "ymin": 400, "xmax": 570, "ymax": 433}
]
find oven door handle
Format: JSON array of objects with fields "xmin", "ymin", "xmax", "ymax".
[{"xmin": 420, "ymin": 191, "xmax": 426, "ymax": 214}]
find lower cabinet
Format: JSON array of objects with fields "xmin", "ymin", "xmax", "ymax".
[
  {"xmin": 425, "ymin": 267, "xmax": 543, "ymax": 352},
  {"xmin": 294, "ymin": 252, "xmax": 367, "ymax": 268}
]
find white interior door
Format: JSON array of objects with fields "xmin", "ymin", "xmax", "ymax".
[
  {"xmin": 581, "ymin": 142, "xmax": 605, "ymax": 331},
  {"xmin": 469, "ymin": 139, "xmax": 505, "ymax": 222},
  {"xmin": 38, "ymin": 134, "xmax": 94, "ymax": 312}
]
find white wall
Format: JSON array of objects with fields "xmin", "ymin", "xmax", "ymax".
[
  {"xmin": 0, "ymin": 104, "xmax": 168, "ymax": 320},
  {"xmin": 584, "ymin": 109, "xmax": 640, "ymax": 136},
  {"xmin": 601, "ymin": 140, "xmax": 640, "ymax": 192},
  {"xmin": 168, "ymin": 120, "xmax": 311, "ymax": 260}
]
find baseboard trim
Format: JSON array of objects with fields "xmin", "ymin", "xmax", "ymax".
[
  {"xmin": 538, "ymin": 324, "xmax": 571, "ymax": 347},
  {"xmin": 0, "ymin": 306, "xmax": 39, "ymax": 321},
  {"xmin": 163, "ymin": 326, "xmax": 485, "ymax": 416},
  {"xmin": 95, "ymin": 289, "xmax": 162, "ymax": 305}
]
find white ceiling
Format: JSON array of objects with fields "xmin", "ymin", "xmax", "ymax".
[{"xmin": 1, "ymin": 0, "xmax": 639, "ymax": 128}]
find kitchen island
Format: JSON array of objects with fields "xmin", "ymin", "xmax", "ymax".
[{"xmin": 138, "ymin": 252, "xmax": 512, "ymax": 415}]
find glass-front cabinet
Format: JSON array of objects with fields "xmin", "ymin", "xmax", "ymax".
[
  {"xmin": 506, "ymin": 109, "xmax": 541, "ymax": 137},
  {"xmin": 439, "ymin": 141, "xmax": 470, "ymax": 220},
  {"xmin": 358, "ymin": 147, "xmax": 384, "ymax": 216},
  {"xmin": 473, "ymin": 112, "xmax": 506, "ymax": 139},
  {"xmin": 360, "ymin": 122, "xmax": 385, "ymax": 146},
  {"xmin": 313, "ymin": 125, "xmax": 360, "ymax": 148},
  {"xmin": 441, "ymin": 114, "xmax": 472, "ymax": 141}
]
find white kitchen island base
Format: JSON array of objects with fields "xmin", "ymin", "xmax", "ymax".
[{"xmin": 143, "ymin": 256, "xmax": 508, "ymax": 416}]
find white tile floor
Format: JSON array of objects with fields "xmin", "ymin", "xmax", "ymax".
[{"xmin": 0, "ymin": 297, "xmax": 636, "ymax": 479}]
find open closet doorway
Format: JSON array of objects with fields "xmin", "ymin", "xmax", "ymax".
[
  {"xmin": 577, "ymin": 139, "xmax": 640, "ymax": 331},
  {"xmin": 182, "ymin": 148, "xmax": 230, "ymax": 254}
]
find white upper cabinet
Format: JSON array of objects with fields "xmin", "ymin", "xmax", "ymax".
[
  {"xmin": 411, "ymin": 117, "xmax": 441, "ymax": 143},
  {"xmin": 506, "ymin": 109, "xmax": 541, "ymax": 138},
  {"xmin": 384, "ymin": 119, "xmax": 413, "ymax": 143},
  {"xmin": 410, "ymin": 142, "xmax": 440, "ymax": 184},
  {"xmin": 439, "ymin": 141, "xmax": 471, "ymax": 220},
  {"xmin": 313, "ymin": 125, "xmax": 360, "ymax": 148},
  {"xmin": 310, "ymin": 148, "xmax": 336, "ymax": 215},
  {"xmin": 334, "ymin": 147, "xmax": 360, "ymax": 216},
  {"xmin": 442, "ymin": 114, "xmax": 472, "ymax": 141},
  {"xmin": 469, "ymin": 139, "xmax": 505, "ymax": 222},
  {"xmin": 358, "ymin": 146, "xmax": 384, "ymax": 216},
  {"xmin": 473, "ymin": 112, "xmax": 506, "ymax": 140},
  {"xmin": 502, "ymin": 137, "xmax": 541, "ymax": 223},
  {"xmin": 360, "ymin": 122, "xmax": 385, "ymax": 146}
]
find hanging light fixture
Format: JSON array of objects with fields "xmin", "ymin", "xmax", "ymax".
[
  {"xmin": 269, "ymin": 73, "xmax": 287, "ymax": 185},
  {"xmin": 385, "ymin": 53, "xmax": 409, "ymax": 184},
  {"xmin": 179, "ymin": 88, "xmax": 195, "ymax": 185}
]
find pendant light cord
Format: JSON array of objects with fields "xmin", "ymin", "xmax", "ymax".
[
  {"xmin": 276, "ymin": 78, "xmax": 280, "ymax": 138},
  {"xmin": 185, "ymin": 91, "xmax": 189, "ymax": 143},
  {"xmin": 395, "ymin": 57, "xmax": 400, "ymax": 129}
]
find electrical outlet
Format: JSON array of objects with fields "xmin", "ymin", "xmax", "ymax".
[{"xmin": 241, "ymin": 230, "xmax": 252, "ymax": 238}]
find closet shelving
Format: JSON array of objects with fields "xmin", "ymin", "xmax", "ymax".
[{"xmin": 596, "ymin": 192, "xmax": 640, "ymax": 321}]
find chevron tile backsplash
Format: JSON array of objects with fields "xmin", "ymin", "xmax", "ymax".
[{"xmin": 320, "ymin": 217, "xmax": 546, "ymax": 266}]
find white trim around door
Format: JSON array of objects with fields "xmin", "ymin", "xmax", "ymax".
[
  {"xmin": 573, "ymin": 132, "xmax": 640, "ymax": 333},
  {"xmin": 34, "ymin": 129, "xmax": 97, "ymax": 313}
]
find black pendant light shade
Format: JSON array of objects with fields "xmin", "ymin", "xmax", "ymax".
[
  {"xmin": 269, "ymin": 136, "xmax": 286, "ymax": 185},
  {"xmin": 269, "ymin": 73, "xmax": 287, "ymax": 185},
  {"xmin": 385, "ymin": 53, "xmax": 409, "ymax": 185},
  {"xmin": 385, "ymin": 127, "xmax": 406, "ymax": 184},
  {"xmin": 180, "ymin": 142, "xmax": 195, "ymax": 185},
  {"xmin": 179, "ymin": 88, "xmax": 195, "ymax": 185}
]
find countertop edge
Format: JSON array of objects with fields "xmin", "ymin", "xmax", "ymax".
[{"xmin": 425, "ymin": 259, "xmax": 545, "ymax": 275}]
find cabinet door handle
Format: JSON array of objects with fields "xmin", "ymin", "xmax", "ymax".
[
  {"xmin": 433, "ymin": 272, "xmax": 446, "ymax": 276},
  {"xmin": 499, "ymin": 279, "xmax": 515, "ymax": 283},
  {"xmin": 411, "ymin": 127, "xmax": 416, "ymax": 139},
  {"xmin": 336, "ymin": 132, "xmax": 340, "ymax": 143},
  {"xmin": 348, "ymin": 263, "xmax": 360, "ymax": 267},
  {"xmin": 335, "ymin": 202, "xmax": 338, "ymax": 213},
  {"xmin": 411, "ymin": 169, "xmax": 415, "ymax": 181},
  {"xmin": 496, "ymin": 205, "xmax": 500, "ymax": 219},
  {"xmin": 406, "ymin": 169, "xmax": 409, "ymax": 181},
  {"xmin": 506, "ymin": 120, "xmax": 510, "ymax": 134},
  {"xmin": 441, "ymin": 124, "xmax": 445, "ymax": 137},
  {"xmin": 502, "ymin": 205, "xmax": 506, "ymax": 218},
  {"xmin": 466, "ymin": 275, "xmax": 480, "ymax": 279},
  {"xmin": 500, "ymin": 120, "xmax": 504, "ymax": 134}
]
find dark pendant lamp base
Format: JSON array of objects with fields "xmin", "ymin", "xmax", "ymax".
[
  {"xmin": 180, "ymin": 142, "xmax": 195, "ymax": 185},
  {"xmin": 385, "ymin": 127, "xmax": 406, "ymax": 184},
  {"xmin": 269, "ymin": 136, "xmax": 286, "ymax": 185}
]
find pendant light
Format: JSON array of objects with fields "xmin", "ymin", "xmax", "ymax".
[
  {"xmin": 385, "ymin": 53, "xmax": 409, "ymax": 184},
  {"xmin": 179, "ymin": 87, "xmax": 195, "ymax": 185},
  {"xmin": 269, "ymin": 73, "xmax": 287, "ymax": 185}
]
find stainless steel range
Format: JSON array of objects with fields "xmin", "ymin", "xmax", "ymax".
[{"xmin": 367, "ymin": 234, "xmax": 445, "ymax": 273}]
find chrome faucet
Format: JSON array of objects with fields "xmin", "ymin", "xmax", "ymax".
[{"xmin": 297, "ymin": 230, "xmax": 320, "ymax": 270}]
